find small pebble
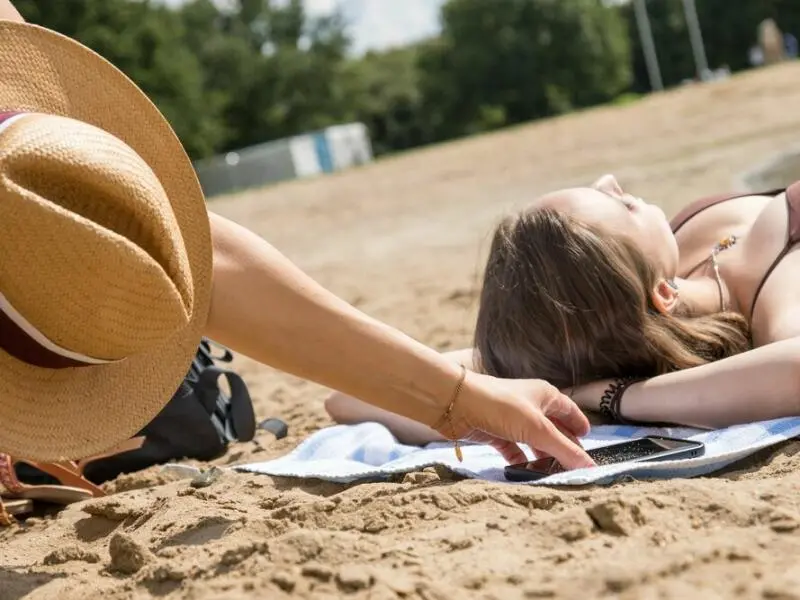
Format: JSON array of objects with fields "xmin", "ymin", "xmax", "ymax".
[
  {"xmin": 302, "ymin": 562, "xmax": 334, "ymax": 582},
  {"xmin": 271, "ymin": 571, "xmax": 297, "ymax": 593},
  {"xmin": 402, "ymin": 471, "xmax": 440, "ymax": 485},
  {"xmin": 43, "ymin": 546, "xmax": 101, "ymax": 566},
  {"xmin": 109, "ymin": 533, "xmax": 153, "ymax": 574},
  {"xmin": 524, "ymin": 586, "xmax": 557, "ymax": 598},
  {"xmin": 337, "ymin": 565, "xmax": 374, "ymax": 591},
  {"xmin": 190, "ymin": 466, "xmax": 225, "ymax": 488}
]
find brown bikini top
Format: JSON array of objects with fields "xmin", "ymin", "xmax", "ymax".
[{"xmin": 669, "ymin": 182, "xmax": 800, "ymax": 317}]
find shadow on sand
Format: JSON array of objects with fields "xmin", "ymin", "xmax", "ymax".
[{"xmin": 0, "ymin": 568, "xmax": 64, "ymax": 600}]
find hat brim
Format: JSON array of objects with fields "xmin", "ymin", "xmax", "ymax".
[{"xmin": 0, "ymin": 22, "xmax": 212, "ymax": 461}]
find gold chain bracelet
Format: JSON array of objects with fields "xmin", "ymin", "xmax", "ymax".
[{"xmin": 431, "ymin": 364, "xmax": 467, "ymax": 462}]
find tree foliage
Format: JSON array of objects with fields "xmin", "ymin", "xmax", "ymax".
[
  {"xmin": 418, "ymin": 0, "xmax": 632, "ymax": 141},
  {"xmin": 14, "ymin": 0, "xmax": 800, "ymax": 160}
]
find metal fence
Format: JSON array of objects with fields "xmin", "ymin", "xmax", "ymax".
[{"xmin": 193, "ymin": 123, "xmax": 373, "ymax": 199}]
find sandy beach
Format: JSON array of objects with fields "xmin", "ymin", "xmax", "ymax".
[{"xmin": 4, "ymin": 62, "xmax": 800, "ymax": 600}]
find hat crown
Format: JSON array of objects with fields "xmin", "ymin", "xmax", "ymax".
[{"xmin": 0, "ymin": 113, "xmax": 195, "ymax": 361}]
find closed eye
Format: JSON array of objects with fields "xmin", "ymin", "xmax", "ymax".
[{"xmin": 598, "ymin": 188, "xmax": 637, "ymax": 212}]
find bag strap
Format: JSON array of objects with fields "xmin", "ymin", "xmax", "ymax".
[{"xmin": 194, "ymin": 365, "xmax": 256, "ymax": 442}]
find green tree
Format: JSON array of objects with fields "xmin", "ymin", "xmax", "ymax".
[
  {"xmin": 622, "ymin": 0, "xmax": 693, "ymax": 91},
  {"xmin": 340, "ymin": 46, "xmax": 431, "ymax": 155},
  {"xmin": 17, "ymin": 0, "xmax": 226, "ymax": 159},
  {"xmin": 622, "ymin": 0, "xmax": 800, "ymax": 93},
  {"xmin": 775, "ymin": 0, "xmax": 800, "ymax": 40},
  {"xmin": 417, "ymin": 0, "xmax": 633, "ymax": 142},
  {"xmin": 16, "ymin": 0, "xmax": 355, "ymax": 158},
  {"xmin": 178, "ymin": 0, "xmax": 353, "ymax": 150},
  {"xmin": 695, "ymin": 0, "xmax": 770, "ymax": 74}
]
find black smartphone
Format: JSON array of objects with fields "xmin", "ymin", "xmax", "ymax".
[{"xmin": 503, "ymin": 435, "xmax": 705, "ymax": 482}]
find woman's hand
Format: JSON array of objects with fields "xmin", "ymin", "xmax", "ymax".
[{"xmin": 443, "ymin": 372, "xmax": 595, "ymax": 469}]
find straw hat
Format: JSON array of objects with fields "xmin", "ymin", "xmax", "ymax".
[{"xmin": 0, "ymin": 22, "xmax": 212, "ymax": 461}]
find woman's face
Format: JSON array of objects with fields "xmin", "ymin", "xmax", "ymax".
[{"xmin": 534, "ymin": 175, "xmax": 680, "ymax": 278}]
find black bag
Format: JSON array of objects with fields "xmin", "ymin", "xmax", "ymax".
[
  {"xmin": 81, "ymin": 338, "xmax": 258, "ymax": 484},
  {"xmin": 14, "ymin": 338, "xmax": 258, "ymax": 486}
]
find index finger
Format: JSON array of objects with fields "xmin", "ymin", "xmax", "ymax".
[
  {"xmin": 526, "ymin": 412, "xmax": 595, "ymax": 470},
  {"xmin": 531, "ymin": 418, "xmax": 581, "ymax": 461},
  {"xmin": 545, "ymin": 391, "xmax": 591, "ymax": 438},
  {"xmin": 552, "ymin": 417, "xmax": 583, "ymax": 447}
]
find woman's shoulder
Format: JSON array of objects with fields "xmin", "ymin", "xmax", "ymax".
[
  {"xmin": 671, "ymin": 187, "xmax": 787, "ymax": 234},
  {"xmin": 672, "ymin": 192, "xmax": 752, "ymax": 234}
]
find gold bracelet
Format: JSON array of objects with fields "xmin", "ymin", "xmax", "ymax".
[{"xmin": 432, "ymin": 364, "xmax": 467, "ymax": 462}]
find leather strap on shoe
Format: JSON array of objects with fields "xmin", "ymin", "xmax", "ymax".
[
  {"xmin": 0, "ymin": 497, "xmax": 12, "ymax": 527},
  {"xmin": 0, "ymin": 436, "xmax": 145, "ymax": 500}
]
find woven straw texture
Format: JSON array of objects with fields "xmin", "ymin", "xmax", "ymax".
[{"xmin": 0, "ymin": 22, "xmax": 212, "ymax": 461}]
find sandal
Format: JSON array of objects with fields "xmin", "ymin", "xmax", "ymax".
[
  {"xmin": 0, "ymin": 436, "xmax": 145, "ymax": 506},
  {"xmin": 0, "ymin": 497, "xmax": 33, "ymax": 526}
]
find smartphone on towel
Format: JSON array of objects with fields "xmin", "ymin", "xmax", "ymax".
[{"xmin": 503, "ymin": 435, "xmax": 705, "ymax": 482}]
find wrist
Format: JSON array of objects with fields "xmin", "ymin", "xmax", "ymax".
[
  {"xmin": 386, "ymin": 351, "xmax": 466, "ymax": 428},
  {"xmin": 615, "ymin": 380, "xmax": 649, "ymax": 422},
  {"xmin": 569, "ymin": 378, "xmax": 649, "ymax": 423},
  {"xmin": 568, "ymin": 380, "xmax": 612, "ymax": 411}
]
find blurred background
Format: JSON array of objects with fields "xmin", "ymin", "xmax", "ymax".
[{"xmin": 15, "ymin": 0, "xmax": 800, "ymax": 196}]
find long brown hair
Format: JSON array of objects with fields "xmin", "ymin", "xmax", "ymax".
[{"xmin": 474, "ymin": 207, "xmax": 751, "ymax": 388}]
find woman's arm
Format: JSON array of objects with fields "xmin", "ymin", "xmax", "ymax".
[
  {"xmin": 205, "ymin": 213, "xmax": 462, "ymax": 429},
  {"xmin": 325, "ymin": 395, "xmax": 446, "ymax": 445},
  {"xmin": 571, "ymin": 336, "xmax": 800, "ymax": 428},
  {"xmin": 0, "ymin": 0, "xmax": 22, "ymax": 22},
  {"xmin": 325, "ymin": 348, "xmax": 476, "ymax": 445}
]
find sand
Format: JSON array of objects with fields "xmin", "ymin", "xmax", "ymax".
[{"xmin": 4, "ymin": 62, "xmax": 800, "ymax": 600}]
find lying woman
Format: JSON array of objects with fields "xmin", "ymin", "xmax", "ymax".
[{"xmin": 326, "ymin": 174, "xmax": 800, "ymax": 444}]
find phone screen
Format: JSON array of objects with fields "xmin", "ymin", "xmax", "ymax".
[
  {"xmin": 588, "ymin": 438, "xmax": 675, "ymax": 465},
  {"xmin": 516, "ymin": 437, "xmax": 697, "ymax": 476}
]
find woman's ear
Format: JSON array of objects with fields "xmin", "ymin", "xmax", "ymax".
[
  {"xmin": 651, "ymin": 279, "xmax": 680, "ymax": 314},
  {"xmin": 591, "ymin": 174, "xmax": 624, "ymax": 197}
]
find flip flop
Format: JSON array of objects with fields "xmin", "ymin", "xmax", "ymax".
[
  {"xmin": 0, "ymin": 497, "xmax": 33, "ymax": 526},
  {"xmin": 0, "ymin": 436, "xmax": 145, "ymax": 505}
]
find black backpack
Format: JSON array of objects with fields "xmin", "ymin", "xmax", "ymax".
[{"xmin": 16, "ymin": 338, "xmax": 261, "ymax": 486}]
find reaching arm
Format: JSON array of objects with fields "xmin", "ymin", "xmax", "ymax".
[
  {"xmin": 205, "ymin": 212, "xmax": 463, "ymax": 429},
  {"xmin": 0, "ymin": 0, "xmax": 22, "ymax": 22},
  {"xmin": 571, "ymin": 336, "xmax": 800, "ymax": 428},
  {"xmin": 325, "ymin": 348, "xmax": 476, "ymax": 445}
]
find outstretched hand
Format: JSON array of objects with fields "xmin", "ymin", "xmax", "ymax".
[{"xmin": 438, "ymin": 371, "xmax": 595, "ymax": 470}]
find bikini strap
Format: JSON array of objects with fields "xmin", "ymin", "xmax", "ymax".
[
  {"xmin": 671, "ymin": 193, "xmax": 743, "ymax": 234},
  {"xmin": 787, "ymin": 181, "xmax": 800, "ymax": 246}
]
